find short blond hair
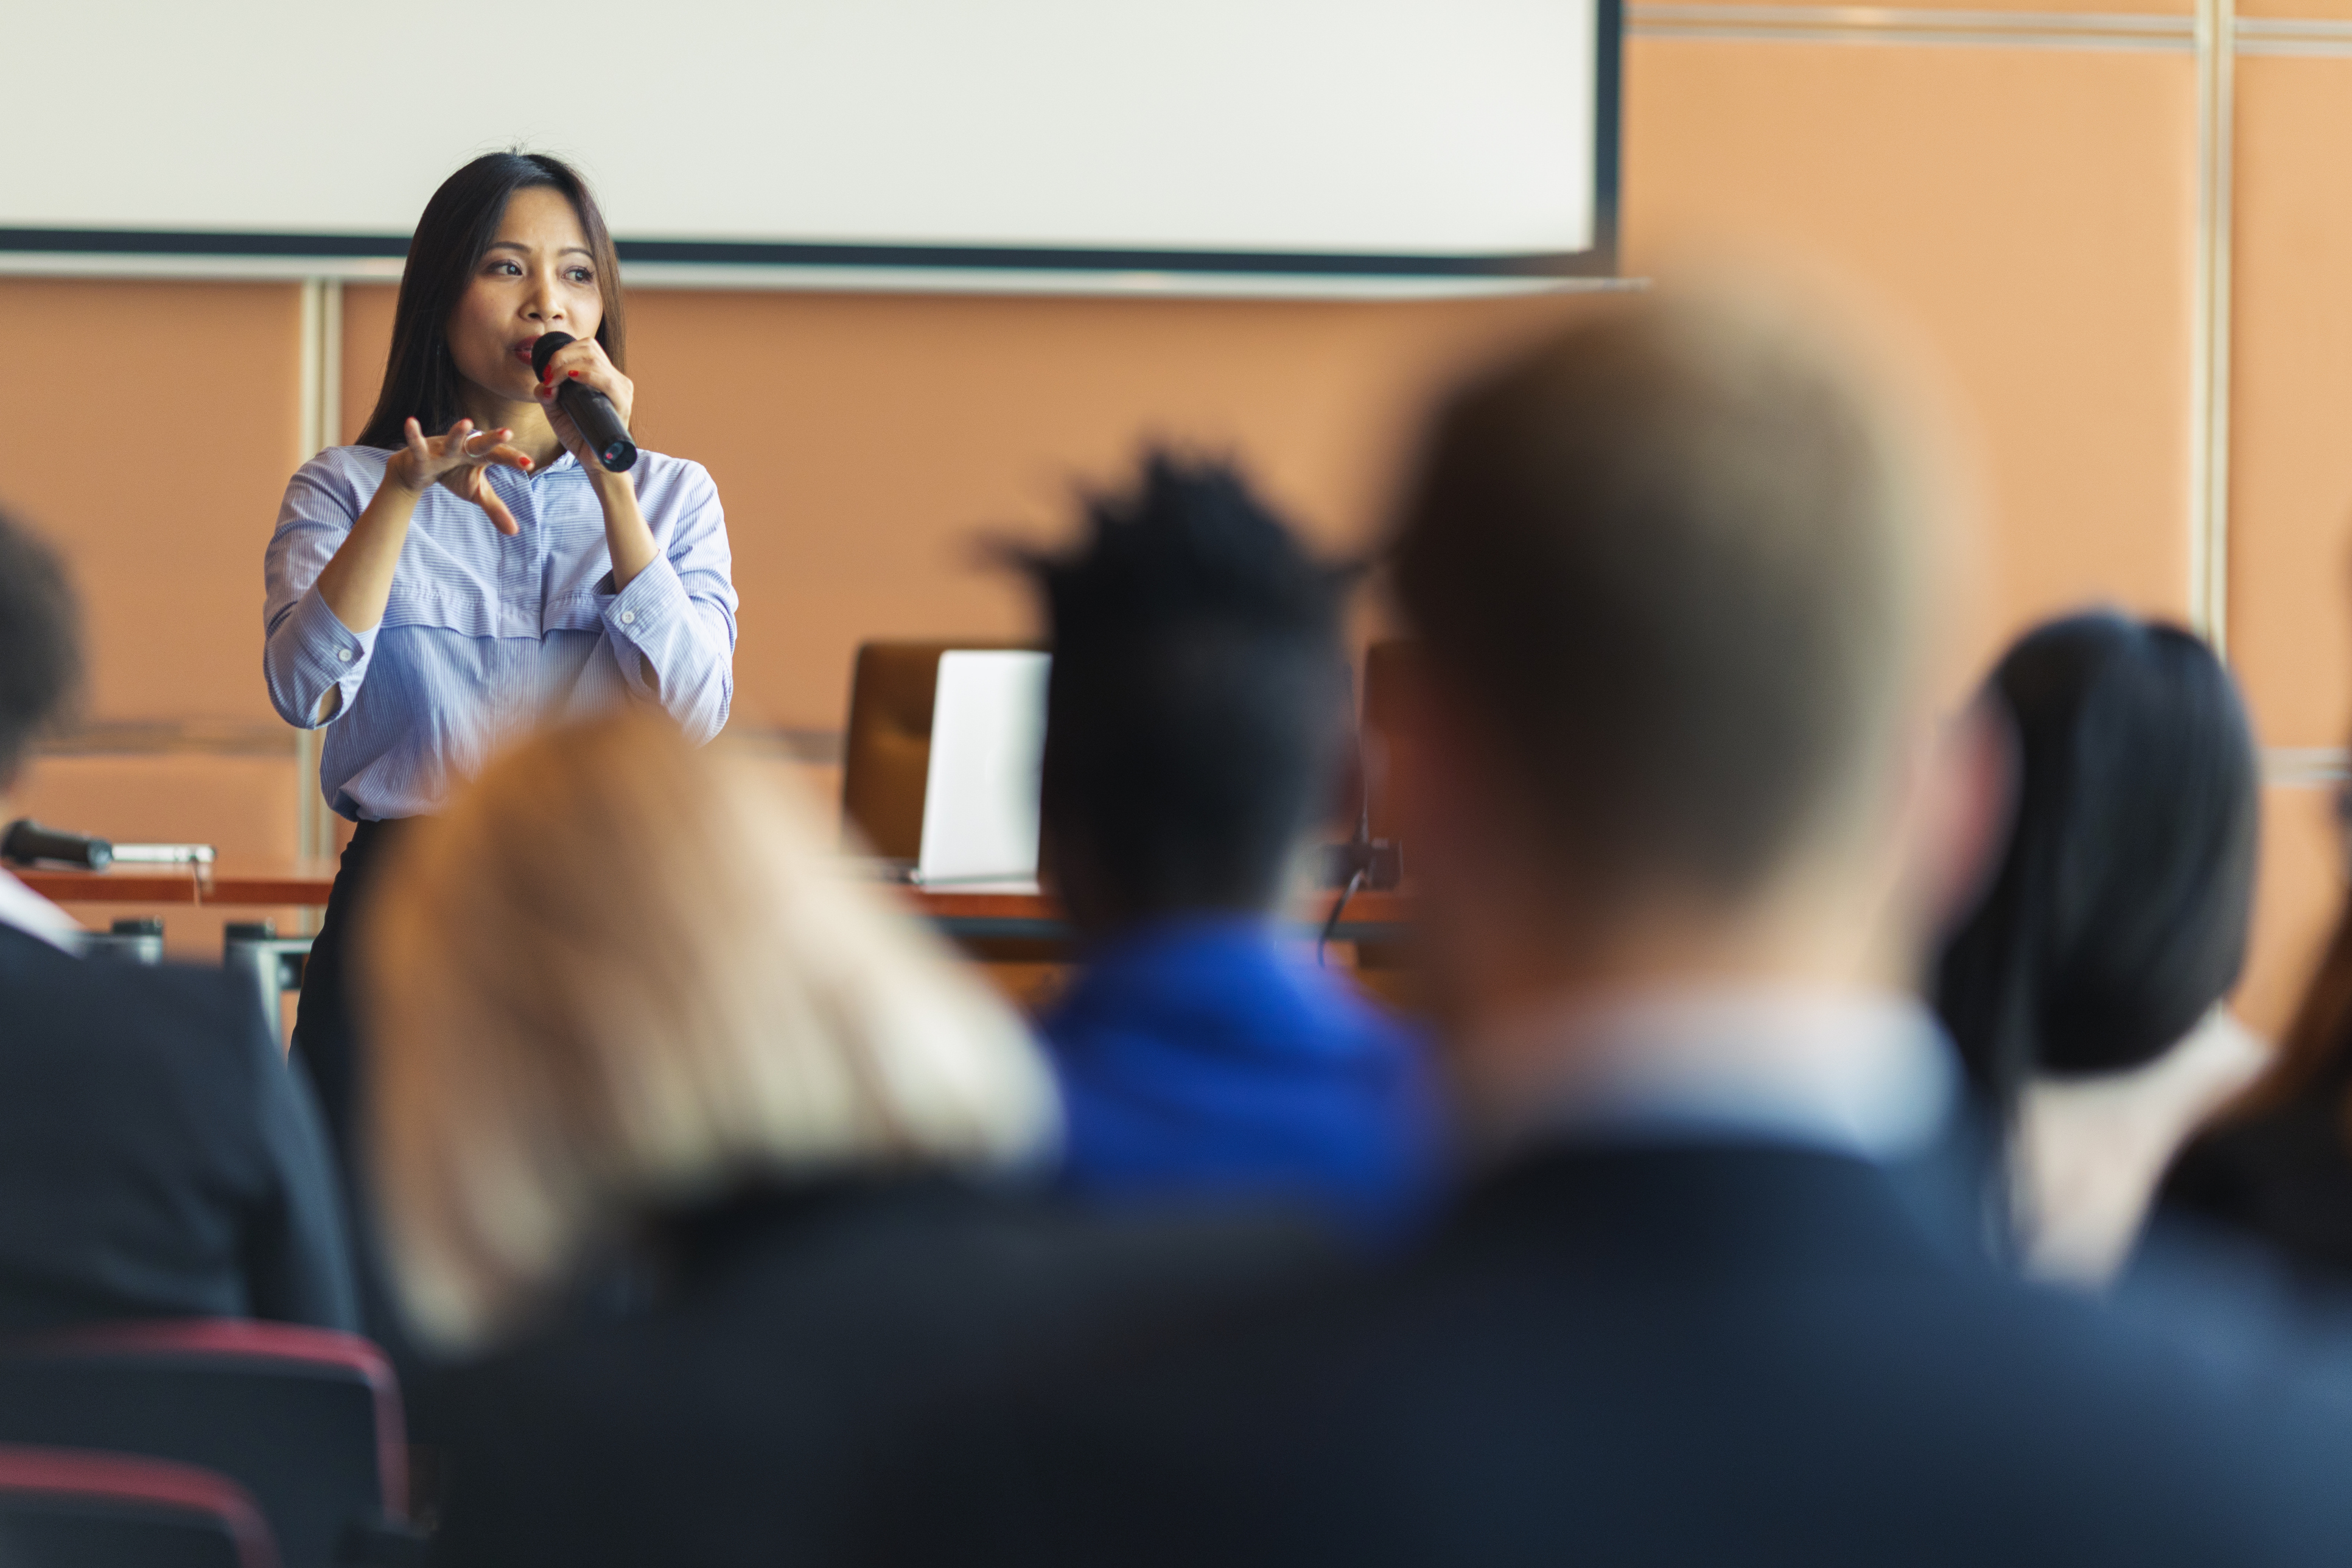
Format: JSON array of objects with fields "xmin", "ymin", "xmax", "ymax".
[{"xmin": 362, "ymin": 706, "xmax": 1059, "ymax": 1351}]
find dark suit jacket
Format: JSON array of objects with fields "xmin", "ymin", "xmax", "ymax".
[
  {"xmin": 867, "ymin": 1141, "xmax": 2352, "ymax": 1567},
  {"xmin": 429, "ymin": 1178, "xmax": 1335, "ymax": 1568},
  {"xmin": 0, "ymin": 923, "xmax": 357, "ymax": 1335}
]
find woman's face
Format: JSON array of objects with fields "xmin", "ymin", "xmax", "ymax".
[{"xmin": 446, "ymin": 185, "xmax": 603, "ymax": 404}]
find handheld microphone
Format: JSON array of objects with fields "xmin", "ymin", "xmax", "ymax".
[
  {"xmin": 531, "ymin": 332, "xmax": 638, "ymax": 472},
  {"xmin": 1, "ymin": 819, "xmax": 113, "ymax": 871}
]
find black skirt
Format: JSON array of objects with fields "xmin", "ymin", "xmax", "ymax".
[
  {"xmin": 287, "ymin": 815, "xmax": 446, "ymax": 1441},
  {"xmin": 289, "ymin": 816, "xmax": 419, "ymax": 1175}
]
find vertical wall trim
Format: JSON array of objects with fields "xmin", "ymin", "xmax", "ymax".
[
  {"xmin": 293, "ymin": 279, "xmax": 343, "ymax": 888},
  {"xmin": 2191, "ymin": 0, "xmax": 2236, "ymax": 649},
  {"xmin": 303, "ymin": 278, "xmax": 342, "ymax": 456}
]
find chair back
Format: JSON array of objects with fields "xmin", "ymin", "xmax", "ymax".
[
  {"xmin": 0, "ymin": 1444, "xmax": 276, "ymax": 1568},
  {"xmin": 841, "ymin": 639, "xmax": 1040, "ymax": 859},
  {"xmin": 0, "ymin": 1320, "xmax": 403, "ymax": 1568}
]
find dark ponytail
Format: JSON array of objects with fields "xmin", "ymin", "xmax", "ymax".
[{"xmin": 1934, "ymin": 611, "xmax": 2260, "ymax": 1130}]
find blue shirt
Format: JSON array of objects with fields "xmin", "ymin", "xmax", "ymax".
[
  {"xmin": 1042, "ymin": 916, "xmax": 1442, "ymax": 1241},
  {"xmin": 264, "ymin": 444, "xmax": 737, "ymax": 821}
]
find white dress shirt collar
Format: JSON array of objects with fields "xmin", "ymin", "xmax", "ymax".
[
  {"xmin": 0, "ymin": 867, "xmax": 83, "ymax": 953},
  {"xmin": 1484, "ymin": 984, "xmax": 1960, "ymax": 1164}
]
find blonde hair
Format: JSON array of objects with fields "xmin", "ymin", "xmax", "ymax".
[{"xmin": 362, "ymin": 706, "xmax": 1059, "ymax": 1351}]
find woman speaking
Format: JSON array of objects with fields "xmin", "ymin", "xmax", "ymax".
[{"xmin": 263, "ymin": 152, "xmax": 738, "ymax": 1162}]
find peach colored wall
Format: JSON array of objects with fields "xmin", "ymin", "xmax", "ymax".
[
  {"xmin": 2225, "ymin": 55, "xmax": 2352, "ymax": 750},
  {"xmin": 0, "ymin": 280, "xmax": 303, "ymax": 726},
  {"xmin": 2207, "ymin": 46, "xmax": 2352, "ymax": 1032},
  {"xmin": 4, "ymin": 20, "xmax": 2349, "ymax": 1039},
  {"xmin": 0, "ymin": 281, "xmax": 313, "ymax": 960},
  {"xmin": 1622, "ymin": 38, "xmax": 2200, "ymax": 670}
]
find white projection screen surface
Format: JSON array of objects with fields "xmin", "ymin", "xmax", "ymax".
[{"xmin": 0, "ymin": 0, "xmax": 1619, "ymax": 292}]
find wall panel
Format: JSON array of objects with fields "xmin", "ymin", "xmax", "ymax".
[
  {"xmin": 2241, "ymin": 0, "xmax": 2352, "ymax": 22},
  {"xmin": 339, "ymin": 282, "xmax": 396, "ymax": 447},
  {"xmin": 2224, "ymin": 55, "xmax": 2352, "ymax": 749},
  {"xmin": 1622, "ymin": 35, "xmax": 2200, "ymax": 679},
  {"xmin": 0, "ymin": 280, "xmax": 306, "ymax": 724}
]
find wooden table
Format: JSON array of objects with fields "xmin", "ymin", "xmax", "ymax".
[{"xmin": 19, "ymin": 863, "xmax": 1412, "ymax": 945}]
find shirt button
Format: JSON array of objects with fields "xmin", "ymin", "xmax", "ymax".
[
  {"xmin": 619, "ymin": 611, "xmax": 636, "ymax": 625},
  {"xmin": 337, "ymin": 648, "xmax": 353, "ymax": 663}
]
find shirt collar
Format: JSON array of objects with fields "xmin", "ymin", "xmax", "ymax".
[
  {"xmin": 0, "ymin": 867, "xmax": 83, "ymax": 953},
  {"xmin": 1482, "ymin": 984, "xmax": 1959, "ymax": 1164},
  {"xmin": 1053, "ymin": 913, "xmax": 1301, "ymax": 1027}
]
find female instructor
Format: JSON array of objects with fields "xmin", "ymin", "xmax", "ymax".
[{"xmin": 264, "ymin": 152, "xmax": 738, "ymax": 1163}]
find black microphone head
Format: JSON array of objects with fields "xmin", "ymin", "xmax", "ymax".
[{"xmin": 530, "ymin": 331, "xmax": 578, "ymax": 377}]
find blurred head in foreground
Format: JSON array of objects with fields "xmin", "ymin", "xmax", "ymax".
[
  {"xmin": 1388, "ymin": 289, "xmax": 1983, "ymax": 1089},
  {"xmin": 0, "ymin": 505, "xmax": 82, "ymax": 800},
  {"xmin": 1934, "ymin": 611, "xmax": 2262, "ymax": 1282},
  {"xmin": 363, "ymin": 707, "xmax": 1058, "ymax": 1353},
  {"xmin": 1015, "ymin": 453, "xmax": 1353, "ymax": 935}
]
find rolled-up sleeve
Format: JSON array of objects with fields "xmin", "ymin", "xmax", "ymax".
[
  {"xmin": 602, "ymin": 460, "xmax": 737, "ymax": 743},
  {"xmin": 263, "ymin": 458, "xmax": 379, "ymax": 729}
]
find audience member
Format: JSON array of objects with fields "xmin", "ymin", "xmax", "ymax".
[
  {"xmin": 0, "ymin": 504, "xmax": 357, "ymax": 1334},
  {"xmin": 1012, "ymin": 453, "xmax": 1439, "ymax": 1240},
  {"xmin": 367, "ymin": 707, "xmax": 1331, "ymax": 1568},
  {"xmin": 1934, "ymin": 611, "xmax": 2266, "ymax": 1284},
  {"xmin": 2157, "ymin": 765, "xmax": 2352, "ymax": 1286},
  {"xmin": 864, "ymin": 295, "xmax": 2352, "ymax": 1567}
]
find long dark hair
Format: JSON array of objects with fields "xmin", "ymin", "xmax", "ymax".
[
  {"xmin": 1934, "ymin": 611, "xmax": 2260, "ymax": 1130},
  {"xmin": 355, "ymin": 152, "xmax": 626, "ymax": 450}
]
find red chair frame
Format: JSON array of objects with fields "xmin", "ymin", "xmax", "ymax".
[
  {"xmin": 0, "ymin": 1443, "xmax": 278, "ymax": 1568},
  {"xmin": 30, "ymin": 1319, "xmax": 408, "ymax": 1519}
]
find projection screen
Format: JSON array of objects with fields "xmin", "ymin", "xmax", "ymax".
[{"xmin": 0, "ymin": 0, "xmax": 1620, "ymax": 293}]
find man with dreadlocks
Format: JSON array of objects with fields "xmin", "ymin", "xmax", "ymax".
[{"xmin": 1009, "ymin": 452, "xmax": 1440, "ymax": 1244}]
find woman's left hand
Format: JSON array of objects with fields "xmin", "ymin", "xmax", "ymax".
[{"xmin": 533, "ymin": 335, "xmax": 634, "ymax": 472}]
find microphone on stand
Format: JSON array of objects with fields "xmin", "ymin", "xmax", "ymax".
[
  {"xmin": 531, "ymin": 331, "xmax": 638, "ymax": 472},
  {"xmin": 1, "ymin": 819, "xmax": 112, "ymax": 870}
]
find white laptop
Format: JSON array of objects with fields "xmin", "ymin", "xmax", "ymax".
[{"xmin": 911, "ymin": 650, "xmax": 1051, "ymax": 890}]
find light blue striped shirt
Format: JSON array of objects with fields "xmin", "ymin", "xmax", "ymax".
[{"xmin": 263, "ymin": 444, "xmax": 737, "ymax": 821}]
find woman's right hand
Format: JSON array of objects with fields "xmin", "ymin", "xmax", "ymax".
[{"xmin": 390, "ymin": 416, "xmax": 534, "ymax": 536}]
